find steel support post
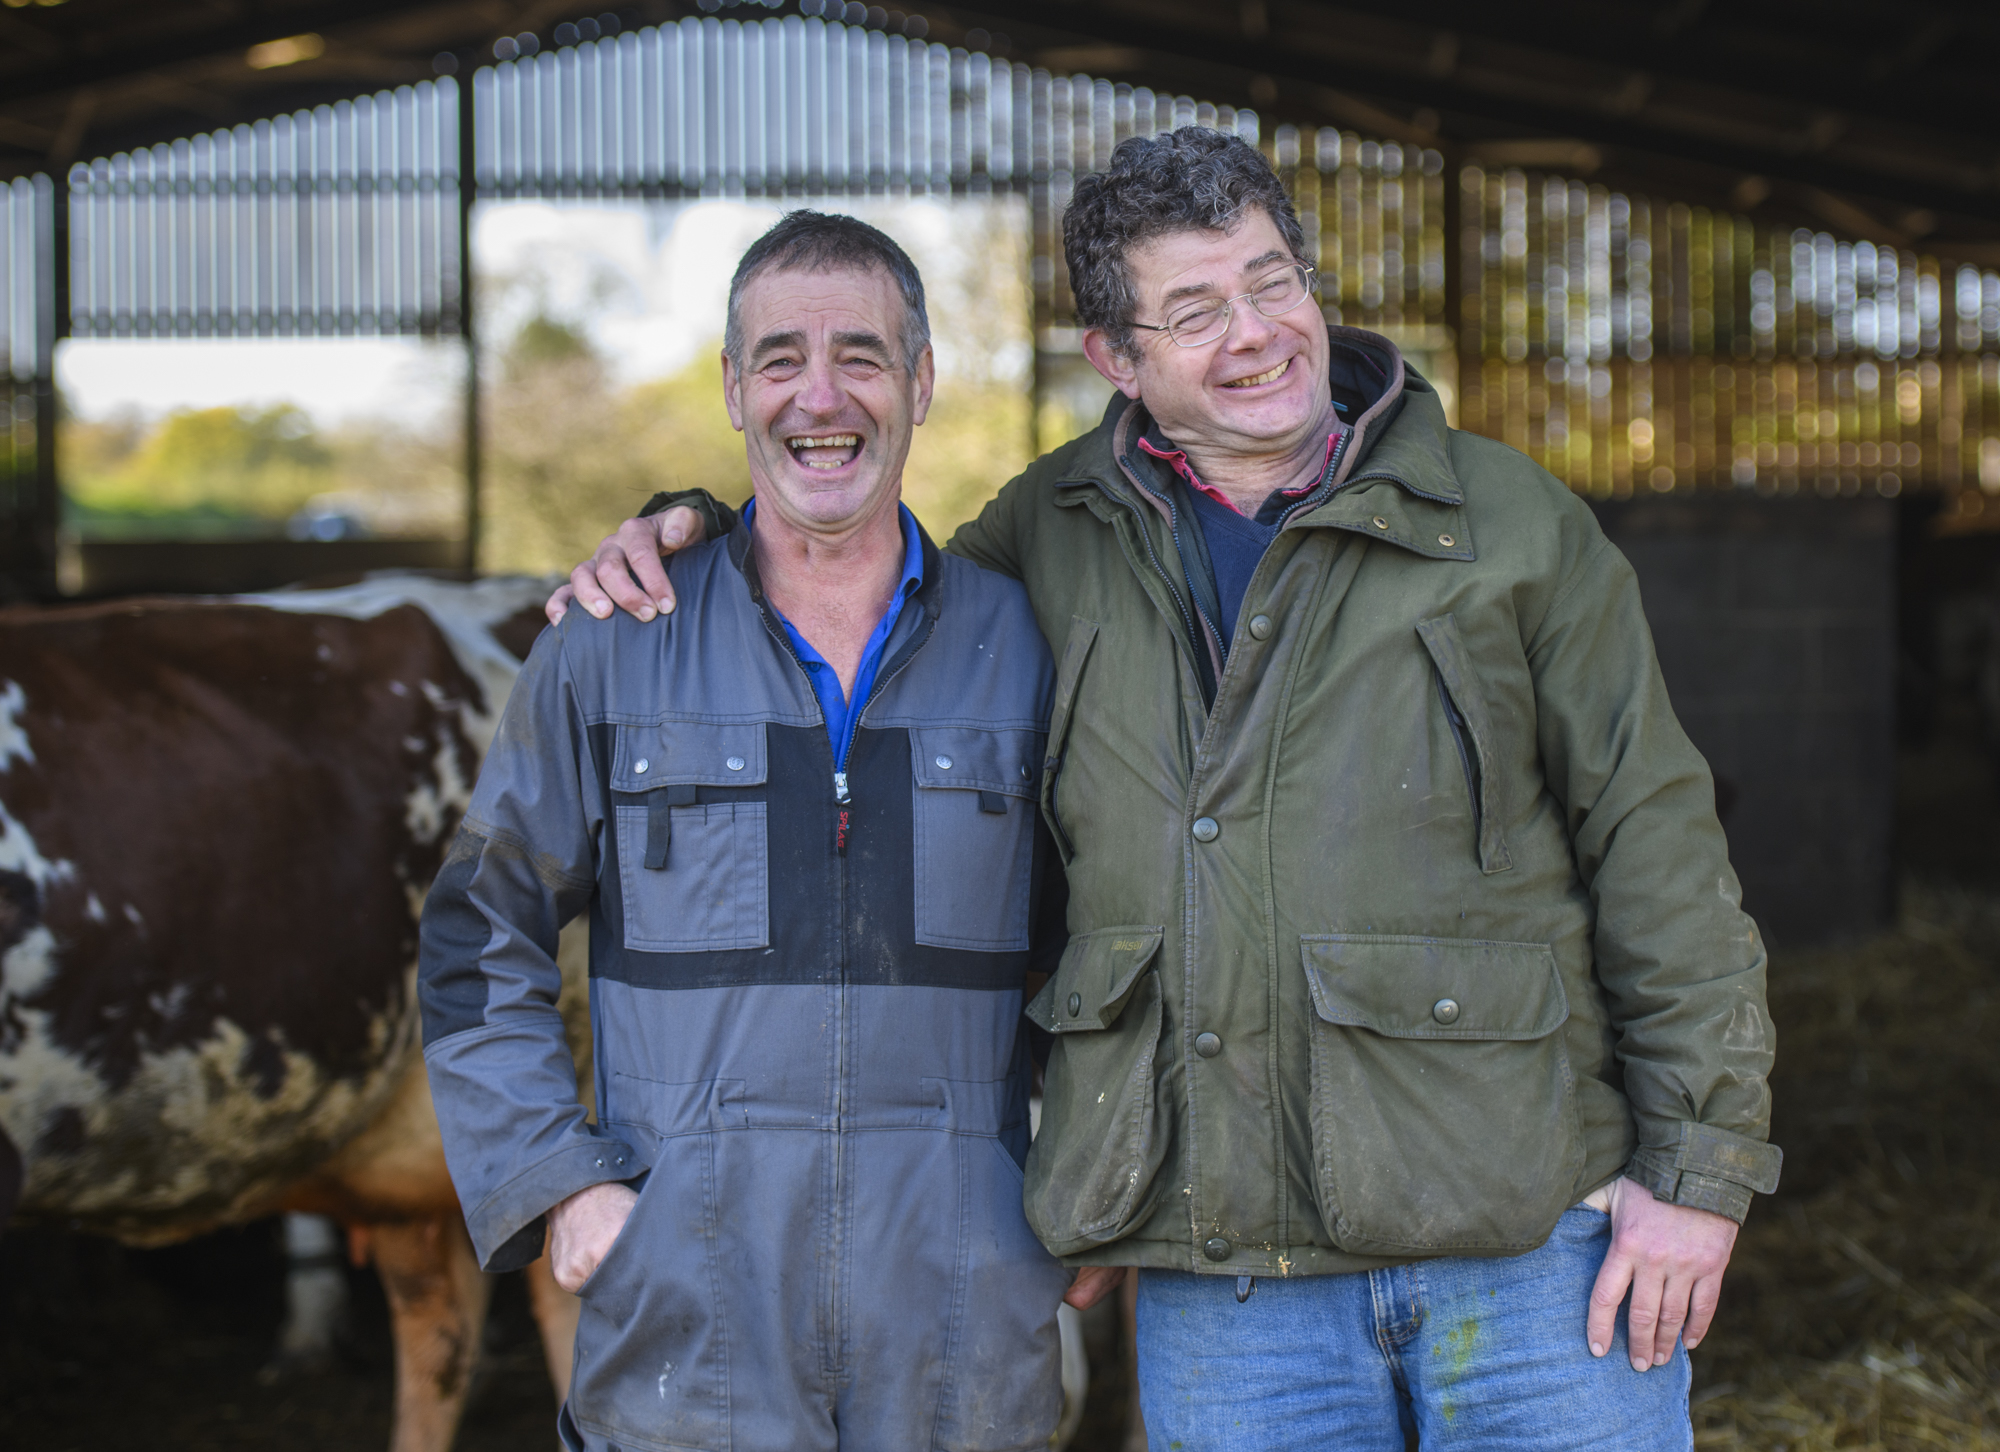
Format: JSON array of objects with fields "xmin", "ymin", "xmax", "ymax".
[
  {"xmin": 457, "ymin": 72, "xmax": 481, "ymax": 577},
  {"xmin": 29, "ymin": 169, "xmax": 68, "ymax": 599}
]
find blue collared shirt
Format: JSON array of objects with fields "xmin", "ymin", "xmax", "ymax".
[{"xmin": 743, "ymin": 497, "xmax": 926, "ymax": 769}]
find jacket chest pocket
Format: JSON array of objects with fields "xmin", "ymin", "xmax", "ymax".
[
  {"xmin": 910, "ymin": 726, "xmax": 1042, "ymax": 951},
  {"xmin": 1417, "ymin": 613, "xmax": 1513, "ymax": 875},
  {"xmin": 612, "ymin": 723, "xmax": 769, "ymax": 953},
  {"xmin": 1038, "ymin": 617, "xmax": 1099, "ymax": 866}
]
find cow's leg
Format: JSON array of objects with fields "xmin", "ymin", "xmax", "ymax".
[
  {"xmin": 522, "ymin": 1253, "xmax": 580, "ymax": 1404},
  {"xmin": 262, "ymin": 1212, "xmax": 350, "ymax": 1381},
  {"xmin": 367, "ymin": 1215, "xmax": 492, "ymax": 1452}
]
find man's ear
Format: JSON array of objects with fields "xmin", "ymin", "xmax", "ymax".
[
  {"xmin": 1082, "ymin": 329, "xmax": 1143, "ymax": 400},
  {"xmin": 910, "ymin": 345, "xmax": 936, "ymax": 427},
  {"xmin": 720, "ymin": 349, "xmax": 746, "ymax": 432}
]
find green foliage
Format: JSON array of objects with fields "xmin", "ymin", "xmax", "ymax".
[
  {"xmin": 504, "ymin": 315, "xmax": 596, "ymax": 375},
  {"xmin": 620, "ymin": 350, "xmax": 757, "ymax": 509},
  {"xmin": 64, "ymin": 400, "xmax": 461, "ymax": 539},
  {"xmin": 482, "ymin": 316, "xmax": 755, "ymax": 574},
  {"xmin": 67, "ymin": 403, "xmax": 337, "ymax": 528},
  {"xmin": 902, "ymin": 378, "xmax": 1030, "ymax": 543}
]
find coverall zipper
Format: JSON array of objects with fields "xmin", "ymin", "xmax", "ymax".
[{"xmin": 752, "ymin": 593, "xmax": 939, "ymax": 1378}]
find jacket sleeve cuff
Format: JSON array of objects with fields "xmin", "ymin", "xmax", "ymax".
[
  {"xmin": 1626, "ymin": 1121, "xmax": 1783, "ymax": 1224},
  {"xmin": 638, "ymin": 489, "xmax": 737, "ymax": 540},
  {"xmin": 463, "ymin": 1135, "xmax": 643, "ymax": 1272}
]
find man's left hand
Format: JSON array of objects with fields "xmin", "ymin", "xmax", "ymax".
[
  {"xmin": 1064, "ymin": 1265, "xmax": 1127, "ymax": 1311},
  {"xmin": 1587, "ymin": 1175, "xmax": 1738, "ymax": 1372}
]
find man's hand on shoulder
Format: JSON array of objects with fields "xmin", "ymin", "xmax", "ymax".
[
  {"xmin": 1587, "ymin": 1174, "xmax": 1739, "ymax": 1372},
  {"xmin": 544, "ymin": 505, "xmax": 709, "ymax": 625},
  {"xmin": 547, "ymin": 1179, "xmax": 640, "ymax": 1293}
]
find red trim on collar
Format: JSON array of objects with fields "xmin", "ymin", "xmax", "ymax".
[{"xmin": 1135, "ymin": 427, "xmax": 1346, "ymax": 517}]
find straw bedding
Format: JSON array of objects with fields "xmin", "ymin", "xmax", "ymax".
[{"xmin": 1689, "ymin": 882, "xmax": 2000, "ymax": 1450}]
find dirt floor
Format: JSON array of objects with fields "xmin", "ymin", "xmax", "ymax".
[
  {"xmin": 0, "ymin": 1194, "xmax": 1140, "ymax": 1451},
  {"xmin": 3, "ymin": 724, "xmax": 1998, "ymax": 1450},
  {"xmin": 0, "ymin": 1221, "xmax": 559, "ymax": 1452}
]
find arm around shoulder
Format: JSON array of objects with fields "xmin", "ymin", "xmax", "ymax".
[{"xmin": 639, "ymin": 487, "xmax": 739, "ymax": 539}]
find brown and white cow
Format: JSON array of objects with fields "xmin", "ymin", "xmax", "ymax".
[
  {"xmin": 0, "ymin": 575, "xmax": 581, "ymax": 1452},
  {"xmin": 0, "ymin": 573, "xmax": 1093, "ymax": 1450}
]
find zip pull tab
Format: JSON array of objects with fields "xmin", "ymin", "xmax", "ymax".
[
  {"xmin": 833, "ymin": 772, "xmax": 852, "ymax": 856},
  {"xmin": 833, "ymin": 771, "xmax": 850, "ymax": 804}
]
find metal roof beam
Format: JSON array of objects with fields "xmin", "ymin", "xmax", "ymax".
[{"xmin": 944, "ymin": 0, "xmax": 2000, "ymax": 221}]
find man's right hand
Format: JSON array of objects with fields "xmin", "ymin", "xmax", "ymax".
[
  {"xmin": 545, "ymin": 505, "xmax": 710, "ymax": 626},
  {"xmin": 547, "ymin": 1179, "xmax": 640, "ymax": 1293}
]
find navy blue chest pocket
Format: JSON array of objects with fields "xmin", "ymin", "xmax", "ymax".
[
  {"xmin": 612, "ymin": 722, "xmax": 769, "ymax": 952},
  {"xmin": 910, "ymin": 727, "xmax": 1042, "ymax": 952}
]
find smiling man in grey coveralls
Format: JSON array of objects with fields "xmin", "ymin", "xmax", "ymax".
[{"xmin": 417, "ymin": 212, "xmax": 1070, "ymax": 1452}]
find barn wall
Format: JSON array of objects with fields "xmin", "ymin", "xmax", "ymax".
[{"xmin": 1592, "ymin": 495, "xmax": 1896, "ymax": 948}]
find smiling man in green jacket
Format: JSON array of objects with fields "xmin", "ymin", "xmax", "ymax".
[{"xmin": 548, "ymin": 128, "xmax": 1779, "ymax": 1450}]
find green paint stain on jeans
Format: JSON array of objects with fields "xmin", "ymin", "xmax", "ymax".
[{"xmin": 1433, "ymin": 1316, "xmax": 1482, "ymax": 1422}]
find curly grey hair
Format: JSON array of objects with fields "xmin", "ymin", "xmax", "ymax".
[
  {"xmin": 724, "ymin": 209, "xmax": 931, "ymax": 371},
  {"xmin": 1064, "ymin": 128, "xmax": 1308, "ymax": 359}
]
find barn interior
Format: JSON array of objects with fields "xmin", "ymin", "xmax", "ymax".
[{"xmin": 3, "ymin": 2, "xmax": 2000, "ymax": 1449}]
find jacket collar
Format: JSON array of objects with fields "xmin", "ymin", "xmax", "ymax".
[{"xmin": 1059, "ymin": 325, "xmax": 1472, "ymax": 561}]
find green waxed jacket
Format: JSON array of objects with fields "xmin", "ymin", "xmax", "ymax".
[{"xmin": 940, "ymin": 327, "xmax": 1781, "ymax": 1277}]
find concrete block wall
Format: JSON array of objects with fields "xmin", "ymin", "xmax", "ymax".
[{"xmin": 1590, "ymin": 496, "xmax": 1897, "ymax": 948}]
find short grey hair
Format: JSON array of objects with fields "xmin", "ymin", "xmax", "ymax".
[
  {"xmin": 723, "ymin": 209, "xmax": 931, "ymax": 370},
  {"xmin": 1064, "ymin": 128, "xmax": 1309, "ymax": 359}
]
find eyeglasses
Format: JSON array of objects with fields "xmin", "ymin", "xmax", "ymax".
[{"xmin": 1130, "ymin": 264, "xmax": 1319, "ymax": 348}]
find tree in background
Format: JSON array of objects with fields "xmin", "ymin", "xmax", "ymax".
[
  {"xmin": 482, "ymin": 311, "xmax": 751, "ymax": 574},
  {"xmin": 897, "ymin": 198, "xmax": 1034, "ymax": 542},
  {"xmin": 67, "ymin": 403, "xmax": 333, "ymax": 533},
  {"xmin": 63, "ymin": 394, "xmax": 460, "ymax": 540}
]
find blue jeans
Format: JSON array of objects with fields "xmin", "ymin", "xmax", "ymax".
[{"xmin": 1135, "ymin": 1208, "xmax": 1692, "ymax": 1451}]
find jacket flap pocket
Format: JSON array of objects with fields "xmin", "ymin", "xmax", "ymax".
[
  {"xmin": 912, "ymin": 726, "xmax": 1043, "ymax": 797},
  {"xmin": 1300, "ymin": 935, "xmax": 1567, "ymax": 1040},
  {"xmin": 1027, "ymin": 926, "xmax": 1164, "ymax": 1032},
  {"xmin": 613, "ymin": 722, "xmax": 768, "ymax": 792}
]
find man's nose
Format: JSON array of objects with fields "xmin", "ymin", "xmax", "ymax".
[
  {"xmin": 1223, "ymin": 297, "xmax": 1281, "ymax": 348},
  {"xmin": 796, "ymin": 355, "xmax": 846, "ymax": 413}
]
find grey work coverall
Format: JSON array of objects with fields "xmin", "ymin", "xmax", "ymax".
[{"xmin": 418, "ymin": 522, "xmax": 1069, "ymax": 1452}]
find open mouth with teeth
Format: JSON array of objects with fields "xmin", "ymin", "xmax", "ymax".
[
  {"xmin": 786, "ymin": 433, "xmax": 863, "ymax": 470},
  {"xmin": 1221, "ymin": 358, "xmax": 1293, "ymax": 389}
]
